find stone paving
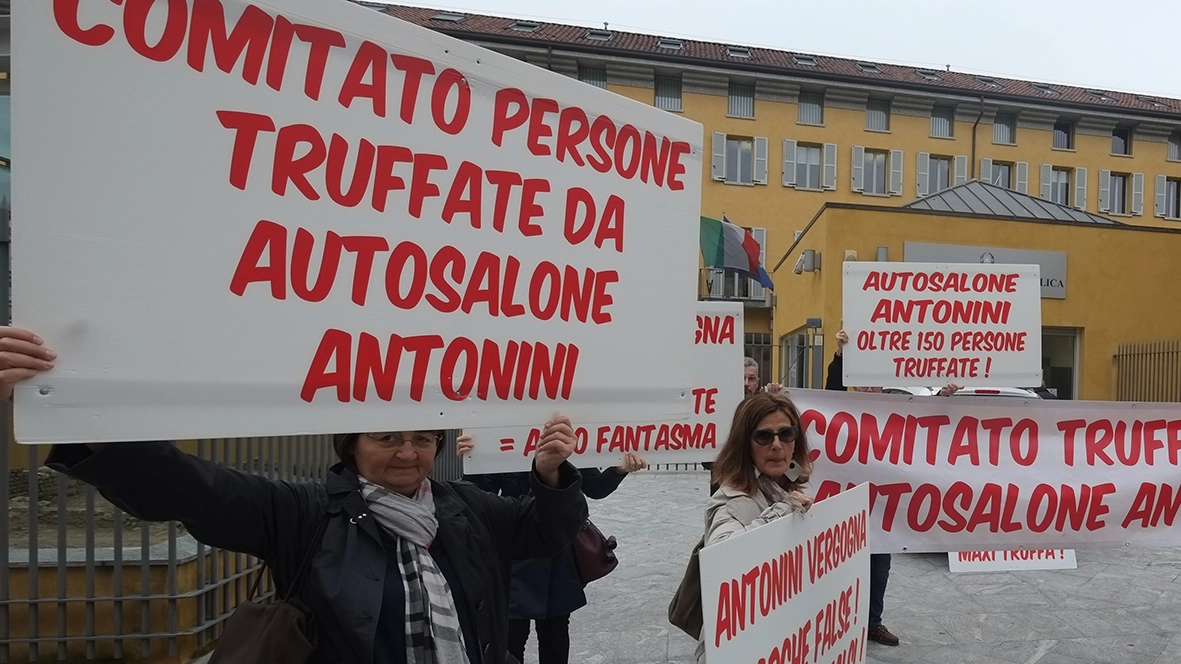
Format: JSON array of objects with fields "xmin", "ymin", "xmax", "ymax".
[
  {"xmin": 540, "ymin": 470, "xmax": 1181, "ymax": 664},
  {"xmin": 195, "ymin": 469, "xmax": 1181, "ymax": 664}
]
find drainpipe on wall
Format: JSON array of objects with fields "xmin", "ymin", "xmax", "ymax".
[{"xmin": 970, "ymin": 95, "xmax": 985, "ymax": 179}]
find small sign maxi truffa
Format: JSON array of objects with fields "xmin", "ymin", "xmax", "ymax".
[
  {"xmin": 462, "ymin": 302, "xmax": 744, "ymax": 471},
  {"xmin": 842, "ymin": 262, "xmax": 1042, "ymax": 388},
  {"xmin": 12, "ymin": 0, "xmax": 703, "ymax": 443}
]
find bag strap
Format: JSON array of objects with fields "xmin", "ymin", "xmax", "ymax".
[{"xmin": 247, "ymin": 507, "xmax": 331, "ymax": 602}]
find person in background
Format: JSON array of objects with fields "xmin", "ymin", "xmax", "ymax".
[
  {"xmin": 743, "ymin": 356, "xmax": 761, "ymax": 396},
  {"xmin": 458, "ymin": 435, "xmax": 646, "ymax": 664},
  {"xmin": 825, "ymin": 327, "xmax": 957, "ymax": 647},
  {"xmin": 696, "ymin": 392, "xmax": 814, "ymax": 662},
  {"xmin": 1, "ymin": 325, "xmax": 588, "ymax": 664}
]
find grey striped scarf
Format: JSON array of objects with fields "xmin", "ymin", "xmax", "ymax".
[{"xmin": 359, "ymin": 478, "xmax": 470, "ymax": 664}]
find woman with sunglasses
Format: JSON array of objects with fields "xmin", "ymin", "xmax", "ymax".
[
  {"xmin": 704, "ymin": 391, "xmax": 814, "ymax": 548},
  {"xmin": 693, "ymin": 392, "xmax": 814, "ymax": 661}
]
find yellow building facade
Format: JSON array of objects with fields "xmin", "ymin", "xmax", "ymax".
[{"xmin": 388, "ymin": 4, "xmax": 1181, "ymax": 401}]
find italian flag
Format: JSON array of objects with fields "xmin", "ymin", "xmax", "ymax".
[{"xmin": 699, "ymin": 216, "xmax": 774, "ymax": 289}]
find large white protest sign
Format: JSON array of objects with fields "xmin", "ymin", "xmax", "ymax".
[
  {"xmin": 842, "ymin": 262, "xmax": 1042, "ymax": 388},
  {"xmin": 462, "ymin": 302, "xmax": 743, "ymax": 472},
  {"xmin": 700, "ymin": 484, "xmax": 870, "ymax": 664},
  {"xmin": 789, "ymin": 388, "xmax": 1181, "ymax": 553},
  {"xmin": 12, "ymin": 0, "xmax": 702, "ymax": 443}
]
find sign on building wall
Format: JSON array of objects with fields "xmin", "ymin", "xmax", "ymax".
[
  {"xmin": 792, "ymin": 388, "xmax": 1181, "ymax": 553},
  {"xmin": 462, "ymin": 302, "xmax": 743, "ymax": 471},
  {"xmin": 700, "ymin": 483, "xmax": 870, "ymax": 664},
  {"xmin": 843, "ymin": 262, "xmax": 1042, "ymax": 388},
  {"xmin": 905, "ymin": 242, "xmax": 1067, "ymax": 299},
  {"xmin": 12, "ymin": 0, "xmax": 703, "ymax": 443}
]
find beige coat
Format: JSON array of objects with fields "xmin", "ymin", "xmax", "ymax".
[{"xmin": 696, "ymin": 474, "xmax": 809, "ymax": 662}]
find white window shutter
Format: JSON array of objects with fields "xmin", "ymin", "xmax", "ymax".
[
  {"xmin": 1156, "ymin": 174, "xmax": 1168, "ymax": 217},
  {"xmin": 981, "ymin": 158, "xmax": 993, "ymax": 184},
  {"xmin": 711, "ymin": 132, "xmax": 726, "ymax": 181},
  {"xmin": 954, "ymin": 155, "xmax": 968, "ymax": 185},
  {"xmin": 1039, "ymin": 164, "xmax": 1053, "ymax": 199},
  {"xmin": 916, "ymin": 152, "xmax": 930, "ymax": 197},
  {"xmin": 1016, "ymin": 162, "xmax": 1029, "ymax": 194},
  {"xmin": 782, "ymin": 139, "xmax": 797, "ymax": 187},
  {"xmin": 750, "ymin": 227, "xmax": 767, "ymax": 301},
  {"xmin": 851, "ymin": 145, "xmax": 865, "ymax": 192},
  {"xmin": 889, "ymin": 150, "xmax": 904, "ymax": 195},
  {"xmin": 1132, "ymin": 173, "xmax": 1145, "ymax": 215},
  {"xmin": 753, "ymin": 137, "xmax": 769, "ymax": 185},
  {"xmin": 823, "ymin": 143, "xmax": 838, "ymax": 190},
  {"xmin": 1097, "ymin": 169, "xmax": 1110, "ymax": 212},
  {"xmin": 1076, "ymin": 167, "xmax": 1088, "ymax": 211}
]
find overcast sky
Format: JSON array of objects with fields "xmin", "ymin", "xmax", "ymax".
[{"xmin": 372, "ymin": 0, "xmax": 1181, "ymax": 101}]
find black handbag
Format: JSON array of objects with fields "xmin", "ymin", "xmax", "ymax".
[
  {"xmin": 208, "ymin": 514, "xmax": 329, "ymax": 664},
  {"xmin": 571, "ymin": 519, "xmax": 618, "ymax": 585}
]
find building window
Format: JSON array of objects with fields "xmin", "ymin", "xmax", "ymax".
[
  {"xmin": 578, "ymin": 65, "xmax": 606, "ymax": 89},
  {"xmin": 1112, "ymin": 127, "xmax": 1132, "ymax": 156},
  {"xmin": 930, "ymin": 156, "xmax": 952, "ymax": 193},
  {"xmin": 1049, "ymin": 167, "xmax": 1071, "ymax": 205},
  {"xmin": 1109, "ymin": 172, "xmax": 1128, "ymax": 214},
  {"xmin": 993, "ymin": 113, "xmax": 1016, "ymax": 144},
  {"xmin": 798, "ymin": 91, "xmax": 824, "ymax": 125},
  {"xmin": 864, "ymin": 150, "xmax": 888, "ymax": 194},
  {"xmin": 725, "ymin": 136, "xmax": 753, "ymax": 185},
  {"xmin": 1165, "ymin": 178, "xmax": 1181, "ymax": 219},
  {"xmin": 866, "ymin": 98, "xmax": 890, "ymax": 131},
  {"xmin": 1053, "ymin": 120, "xmax": 1074, "ymax": 150},
  {"xmin": 654, "ymin": 75, "xmax": 682, "ymax": 111},
  {"xmin": 795, "ymin": 144, "xmax": 822, "ymax": 189},
  {"xmin": 990, "ymin": 161, "xmax": 1013, "ymax": 188},
  {"xmin": 1170, "ymin": 133, "xmax": 1181, "ymax": 161},
  {"xmin": 728, "ymin": 80, "xmax": 755, "ymax": 118},
  {"xmin": 930, "ymin": 106, "xmax": 955, "ymax": 138}
]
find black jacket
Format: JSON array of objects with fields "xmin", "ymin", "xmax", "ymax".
[
  {"xmin": 826, "ymin": 353, "xmax": 846, "ymax": 391},
  {"xmin": 467, "ymin": 468, "xmax": 627, "ymax": 619},
  {"xmin": 46, "ymin": 442, "xmax": 588, "ymax": 664}
]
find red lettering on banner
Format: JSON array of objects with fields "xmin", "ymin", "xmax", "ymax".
[
  {"xmin": 301, "ymin": 330, "xmax": 579, "ymax": 403},
  {"xmin": 695, "ymin": 315, "xmax": 737, "ymax": 345},
  {"xmin": 861, "ymin": 270, "xmax": 1018, "ymax": 293},
  {"xmin": 865, "ymin": 482, "xmax": 1116, "ymax": 534},
  {"xmin": 188, "ymin": 0, "xmax": 274, "ymax": 84},
  {"xmin": 1122, "ymin": 483, "xmax": 1181, "ymax": 528},
  {"xmin": 54, "ymin": 0, "xmax": 116, "ymax": 46},
  {"xmin": 123, "ymin": 0, "xmax": 188, "ymax": 63},
  {"xmin": 229, "ymin": 222, "xmax": 619, "ymax": 323}
]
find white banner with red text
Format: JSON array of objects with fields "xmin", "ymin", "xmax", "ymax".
[
  {"xmin": 842, "ymin": 262, "xmax": 1042, "ymax": 388},
  {"xmin": 13, "ymin": 0, "xmax": 703, "ymax": 443},
  {"xmin": 462, "ymin": 302, "xmax": 743, "ymax": 472},
  {"xmin": 790, "ymin": 389, "xmax": 1181, "ymax": 553},
  {"xmin": 700, "ymin": 483, "xmax": 870, "ymax": 664}
]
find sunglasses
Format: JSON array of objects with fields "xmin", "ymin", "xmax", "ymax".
[{"xmin": 751, "ymin": 426, "xmax": 800, "ymax": 446}]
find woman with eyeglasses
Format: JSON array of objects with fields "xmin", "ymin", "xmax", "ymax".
[
  {"xmin": 0, "ymin": 326, "xmax": 588, "ymax": 664},
  {"xmin": 694, "ymin": 392, "xmax": 814, "ymax": 662}
]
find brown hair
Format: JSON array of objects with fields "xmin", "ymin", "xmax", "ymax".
[
  {"xmin": 710, "ymin": 393, "xmax": 811, "ymax": 496},
  {"xmin": 333, "ymin": 430, "xmax": 446, "ymax": 473}
]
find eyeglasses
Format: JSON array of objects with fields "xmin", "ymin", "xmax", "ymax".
[
  {"xmin": 364, "ymin": 432, "xmax": 438, "ymax": 450},
  {"xmin": 751, "ymin": 426, "xmax": 800, "ymax": 446}
]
